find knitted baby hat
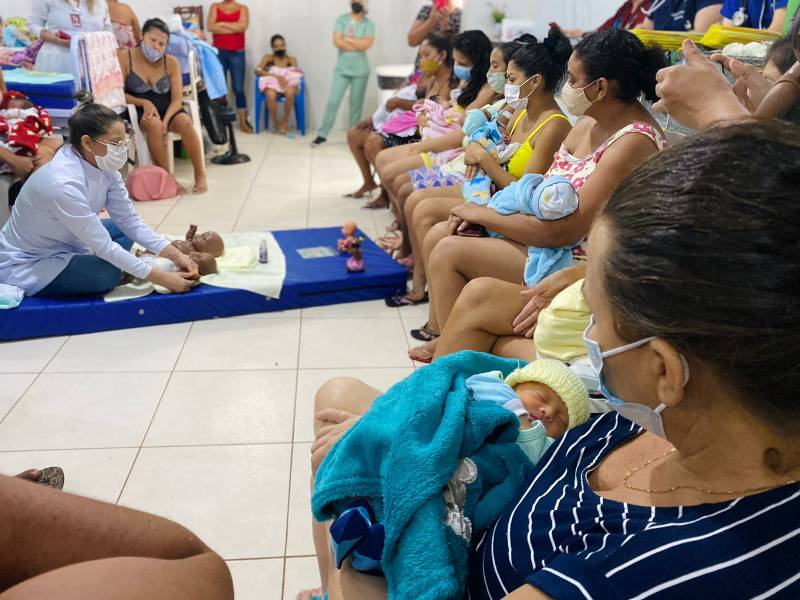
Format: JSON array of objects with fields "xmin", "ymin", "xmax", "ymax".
[{"xmin": 504, "ymin": 359, "xmax": 590, "ymax": 429}]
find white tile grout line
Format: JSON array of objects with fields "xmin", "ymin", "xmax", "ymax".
[
  {"xmin": 114, "ymin": 321, "xmax": 194, "ymax": 505},
  {"xmin": 231, "ymin": 133, "xmax": 276, "ymax": 231},
  {"xmin": 281, "ymin": 315, "xmax": 305, "ymax": 600},
  {"xmin": 0, "ymin": 336, "xmax": 70, "ymax": 427}
]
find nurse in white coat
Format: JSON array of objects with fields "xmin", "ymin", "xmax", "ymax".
[
  {"xmin": 29, "ymin": 0, "xmax": 112, "ymax": 74},
  {"xmin": 0, "ymin": 94, "xmax": 197, "ymax": 297}
]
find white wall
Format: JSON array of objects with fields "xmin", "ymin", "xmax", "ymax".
[{"xmin": 8, "ymin": 0, "xmax": 623, "ymax": 131}]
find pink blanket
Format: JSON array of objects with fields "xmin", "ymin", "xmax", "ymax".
[{"xmin": 258, "ymin": 66, "xmax": 304, "ymax": 94}]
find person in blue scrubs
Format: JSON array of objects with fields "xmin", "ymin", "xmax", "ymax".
[
  {"xmin": 721, "ymin": 0, "xmax": 788, "ymax": 30},
  {"xmin": 642, "ymin": 0, "xmax": 723, "ymax": 31}
]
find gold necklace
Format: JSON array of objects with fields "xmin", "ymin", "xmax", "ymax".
[{"xmin": 623, "ymin": 448, "xmax": 797, "ymax": 496}]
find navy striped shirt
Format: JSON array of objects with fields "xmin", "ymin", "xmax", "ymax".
[{"xmin": 468, "ymin": 412, "xmax": 800, "ymax": 599}]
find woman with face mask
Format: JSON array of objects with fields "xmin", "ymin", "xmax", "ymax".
[
  {"xmin": 0, "ymin": 93, "xmax": 198, "ymax": 298},
  {"xmin": 413, "ymin": 29, "xmax": 668, "ymax": 363},
  {"xmin": 118, "ymin": 18, "xmax": 207, "ymax": 193},
  {"xmin": 311, "ymin": 1, "xmax": 376, "ymax": 147},
  {"xmin": 255, "ymin": 34, "xmax": 301, "ymax": 135}
]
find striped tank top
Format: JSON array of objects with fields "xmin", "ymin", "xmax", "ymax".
[{"xmin": 469, "ymin": 412, "xmax": 800, "ymax": 599}]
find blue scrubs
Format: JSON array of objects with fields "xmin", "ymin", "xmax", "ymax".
[
  {"xmin": 647, "ymin": 0, "xmax": 721, "ymax": 30},
  {"xmin": 721, "ymin": 0, "xmax": 788, "ymax": 29}
]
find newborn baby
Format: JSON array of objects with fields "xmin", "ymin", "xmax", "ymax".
[
  {"xmin": 466, "ymin": 359, "xmax": 589, "ymax": 464},
  {"xmin": 170, "ymin": 224, "xmax": 225, "ymax": 257},
  {"xmin": 0, "ymin": 91, "xmax": 54, "ymax": 175}
]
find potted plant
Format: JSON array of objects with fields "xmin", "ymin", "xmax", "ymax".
[{"xmin": 489, "ymin": 2, "xmax": 506, "ymax": 40}]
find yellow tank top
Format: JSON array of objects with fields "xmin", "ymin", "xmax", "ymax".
[{"xmin": 506, "ymin": 110, "xmax": 570, "ymax": 180}]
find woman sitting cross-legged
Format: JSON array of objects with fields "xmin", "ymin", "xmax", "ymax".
[
  {"xmin": 307, "ymin": 119, "xmax": 800, "ymax": 600},
  {"xmin": 119, "ymin": 18, "xmax": 207, "ymax": 193},
  {"xmin": 409, "ymin": 28, "xmax": 668, "ymax": 362}
]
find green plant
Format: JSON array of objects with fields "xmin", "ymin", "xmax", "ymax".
[{"xmin": 489, "ymin": 2, "xmax": 506, "ymax": 23}]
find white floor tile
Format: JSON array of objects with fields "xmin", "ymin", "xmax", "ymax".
[
  {"xmin": 0, "ymin": 372, "xmax": 168, "ymax": 451},
  {"xmin": 283, "ymin": 556, "xmax": 321, "ymax": 600},
  {"xmin": 0, "ymin": 448, "xmax": 137, "ymax": 502},
  {"xmin": 0, "ymin": 373, "xmax": 36, "ymax": 421},
  {"xmin": 293, "ymin": 368, "xmax": 413, "ymax": 443},
  {"xmin": 301, "ymin": 299, "xmax": 398, "ymax": 319},
  {"xmin": 227, "ymin": 559, "xmax": 284, "ymax": 600},
  {"xmin": 0, "ymin": 337, "xmax": 67, "ymax": 373},
  {"xmin": 176, "ymin": 318, "xmax": 301, "ymax": 371},
  {"xmin": 145, "ymin": 370, "xmax": 296, "ymax": 446},
  {"xmin": 119, "ymin": 444, "xmax": 292, "ymax": 559},
  {"xmin": 299, "ymin": 318, "xmax": 413, "ymax": 369},
  {"xmin": 47, "ymin": 324, "xmax": 191, "ymax": 373}
]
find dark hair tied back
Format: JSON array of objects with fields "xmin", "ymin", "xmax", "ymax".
[
  {"xmin": 508, "ymin": 27, "xmax": 571, "ymax": 93},
  {"xmin": 67, "ymin": 90, "xmax": 123, "ymax": 147}
]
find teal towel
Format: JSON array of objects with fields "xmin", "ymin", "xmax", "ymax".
[{"xmin": 312, "ymin": 351, "xmax": 532, "ymax": 600}]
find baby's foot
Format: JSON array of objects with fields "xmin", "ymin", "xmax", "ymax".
[{"xmin": 192, "ymin": 175, "xmax": 208, "ymax": 194}]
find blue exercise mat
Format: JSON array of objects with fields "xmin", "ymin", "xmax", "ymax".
[{"xmin": 0, "ymin": 228, "xmax": 407, "ymax": 341}]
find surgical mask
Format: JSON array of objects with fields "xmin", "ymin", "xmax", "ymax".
[
  {"xmin": 92, "ymin": 138, "xmax": 129, "ymax": 172},
  {"xmin": 454, "ymin": 64, "xmax": 472, "ymax": 81},
  {"xmin": 351, "ymin": 2, "xmax": 364, "ymax": 14},
  {"xmin": 274, "ymin": 48, "xmax": 286, "ymax": 57},
  {"xmin": 141, "ymin": 43, "xmax": 164, "ymax": 63},
  {"xmin": 560, "ymin": 80, "xmax": 597, "ymax": 116},
  {"xmin": 504, "ymin": 73, "xmax": 536, "ymax": 110},
  {"xmin": 582, "ymin": 317, "xmax": 689, "ymax": 439},
  {"xmin": 420, "ymin": 58, "xmax": 441, "ymax": 77},
  {"xmin": 487, "ymin": 71, "xmax": 506, "ymax": 94}
]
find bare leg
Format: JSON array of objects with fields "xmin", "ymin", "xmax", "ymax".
[
  {"xmin": 428, "ymin": 236, "xmax": 528, "ymax": 330},
  {"xmin": 364, "ymin": 135, "xmax": 389, "ymax": 208},
  {"xmin": 0, "ymin": 475, "xmax": 232, "ymax": 599},
  {"xmin": 140, "ymin": 116, "xmax": 169, "ymax": 172},
  {"xmin": 169, "ymin": 113, "xmax": 206, "ymax": 193},
  {"xmin": 280, "ymin": 87, "xmax": 297, "ymax": 133},
  {"xmin": 380, "ymin": 156, "xmax": 425, "ymax": 208},
  {"xmin": 374, "ymin": 142, "xmax": 419, "ymax": 175},
  {"xmin": 310, "ymin": 378, "xmax": 382, "ymax": 596},
  {"xmin": 346, "ymin": 126, "xmax": 377, "ymax": 195},
  {"xmin": 411, "ymin": 195, "xmax": 462, "ymax": 301},
  {"xmin": 433, "ymin": 277, "xmax": 531, "ymax": 359},
  {"xmin": 265, "ymin": 89, "xmax": 279, "ymax": 132}
]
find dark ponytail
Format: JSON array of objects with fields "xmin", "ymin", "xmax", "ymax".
[
  {"xmin": 425, "ymin": 33, "xmax": 454, "ymax": 69},
  {"xmin": 67, "ymin": 91, "xmax": 122, "ymax": 147},
  {"xmin": 575, "ymin": 29, "xmax": 665, "ymax": 103},
  {"xmin": 453, "ymin": 29, "xmax": 492, "ymax": 108},
  {"xmin": 508, "ymin": 27, "xmax": 571, "ymax": 93}
]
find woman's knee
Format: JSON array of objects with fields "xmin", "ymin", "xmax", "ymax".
[
  {"xmin": 427, "ymin": 229, "xmax": 464, "ymax": 270},
  {"xmin": 313, "ymin": 377, "xmax": 371, "ymax": 420},
  {"xmin": 266, "ymin": 89, "xmax": 278, "ymax": 100}
]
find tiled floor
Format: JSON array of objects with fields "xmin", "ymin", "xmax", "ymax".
[{"xmin": 0, "ymin": 131, "xmax": 422, "ymax": 599}]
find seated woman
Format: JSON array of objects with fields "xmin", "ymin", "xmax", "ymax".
[
  {"xmin": 561, "ymin": 0, "xmax": 652, "ymax": 38},
  {"xmin": 409, "ymin": 29, "xmax": 668, "ymax": 362},
  {"xmin": 308, "ymin": 119, "xmax": 800, "ymax": 600},
  {"xmin": 344, "ymin": 34, "xmax": 456, "ymax": 204},
  {"xmin": 119, "ymin": 18, "xmax": 207, "ymax": 193},
  {"xmin": 0, "ymin": 94, "xmax": 198, "ymax": 298},
  {"xmin": 255, "ymin": 34, "xmax": 302, "ymax": 135},
  {"xmin": 390, "ymin": 30, "xmax": 574, "ymax": 311}
]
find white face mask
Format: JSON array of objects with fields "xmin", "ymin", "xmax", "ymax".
[
  {"xmin": 560, "ymin": 79, "xmax": 598, "ymax": 117},
  {"xmin": 504, "ymin": 73, "xmax": 536, "ymax": 110},
  {"xmin": 92, "ymin": 138, "xmax": 129, "ymax": 172}
]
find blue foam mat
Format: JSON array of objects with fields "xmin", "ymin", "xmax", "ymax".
[{"xmin": 0, "ymin": 227, "xmax": 407, "ymax": 341}]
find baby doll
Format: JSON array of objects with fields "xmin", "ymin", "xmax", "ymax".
[
  {"xmin": 170, "ymin": 224, "xmax": 225, "ymax": 257},
  {"xmin": 338, "ymin": 221, "xmax": 366, "ymax": 273},
  {"xmin": 466, "ymin": 358, "xmax": 589, "ymax": 464},
  {"xmin": 0, "ymin": 91, "xmax": 54, "ymax": 176}
]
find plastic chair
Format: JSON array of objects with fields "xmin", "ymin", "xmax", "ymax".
[{"xmin": 253, "ymin": 74, "xmax": 306, "ymax": 135}]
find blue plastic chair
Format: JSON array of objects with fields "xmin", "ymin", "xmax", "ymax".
[{"xmin": 254, "ymin": 74, "xmax": 306, "ymax": 135}]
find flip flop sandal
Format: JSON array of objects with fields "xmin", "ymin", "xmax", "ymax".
[
  {"xmin": 384, "ymin": 292, "xmax": 428, "ymax": 307},
  {"xmin": 38, "ymin": 467, "xmax": 65, "ymax": 490},
  {"xmin": 396, "ymin": 255, "xmax": 415, "ymax": 271},
  {"xmin": 386, "ymin": 220, "xmax": 401, "ymax": 233},
  {"xmin": 411, "ymin": 323, "xmax": 440, "ymax": 342},
  {"xmin": 377, "ymin": 236, "xmax": 403, "ymax": 252},
  {"xmin": 363, "ymin": 196, "xmax": 390, "ymax": 210},
  {"xmin": 408, "ymin": 345, "xmax": 434, "ymax": 364},
  {"xmin": 343, "ymin": 186, "xmax": 376, "ymax": 199}
]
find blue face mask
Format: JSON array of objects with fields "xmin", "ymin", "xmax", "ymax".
[
  {"xmin": 454, "ymin": 64, "xmax": 472, "ymax": 81},
  {"xmin": 583, "ymin": 317, "xmax": 689, "ymax": 439},
  {"xmin": 141, "ymin": 43, "xmax": 164, "ymax": 63}
]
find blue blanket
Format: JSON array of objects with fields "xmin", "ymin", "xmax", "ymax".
[{"xmin": 312, "ymin": 351, "xmax": 532, "ymax": 600}]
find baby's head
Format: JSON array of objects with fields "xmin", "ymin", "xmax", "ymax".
[
  {"xmin": 764, "ymin": 35, "xmax": 797, "ymax": 82},
  {"xmin": 505, "ymin": 359, "xmax": 589, "ymax": 438},
  {"xmin": 341, "ymin": 221, "xmax": 358, "ymax": 237},
  {"xmin": 188, "ymin": 251, "xmax": 218, "ymax": 275},
  {"xmin": 184, "ymin": 225, "xmax": 224, "ymax": 257},
  {"xmin": 1, "ymin": 91, "xmax": 34, "ymax": 111}
]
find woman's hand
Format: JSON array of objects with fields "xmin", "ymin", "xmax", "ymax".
[
  {"xmin": 416, "ymin": 112, "xmax": 430, "ymax": 130},
  {"xmin": 450, "ymin": 201, "xmax": 487, "ymax": 226},
  {"xmin": 160, "ymin": 245, "xmax": 199, "ymax": 276},
  {"xmin": 311, "ymin": 408, "xmax": 361, "ymax": 471},
  {"xmin": 147, "ymin": 269, "xmax": 198, "ymax": 293},
  {"xmin": 447, "ymin": 214, "xmax": 465, "ymax": 236},
  {"xmin": 141, "ymin": 100, "xmax": 159, "ymax": 121},
  {"xmin": 463, "ymin": 141, "xmax": 487, "ymax": 167},
  {"xmin": 711, "ymin": 54, "xmax": 772, "ymax": 112},
  {"xmin": 6, "ymin": 154, "xmax": 35, "ymax": 179},
  {"xmin": 511, "ymin": 267, "xmax": 583, "ymax": 337}
]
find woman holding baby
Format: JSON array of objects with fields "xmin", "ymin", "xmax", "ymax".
[{"xmin": 0, "ymin": 95, "xmax": 196, "ymax": 297}]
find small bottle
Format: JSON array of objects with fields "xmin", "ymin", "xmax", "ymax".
[{"xmin": 258, "ymin": 239, "xmax": 269, "ymax": 264}]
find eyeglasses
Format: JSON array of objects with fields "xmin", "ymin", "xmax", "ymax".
[{"xmin": 92, "ymin": 136, "xmax": 131, "ymax": 148}]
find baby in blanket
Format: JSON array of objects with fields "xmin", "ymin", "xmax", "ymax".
[{"xmin": 0, "ymin": 91, "xmax": 54, "ymax": 177}]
